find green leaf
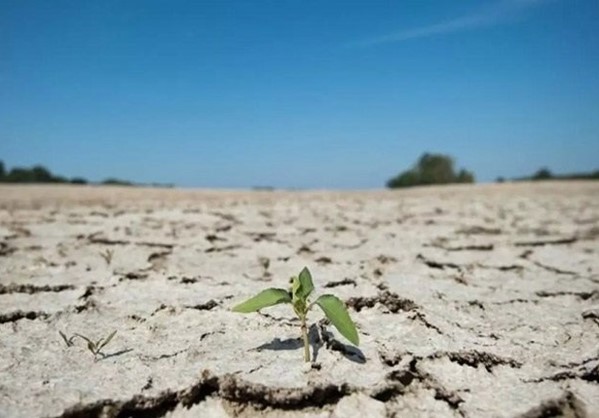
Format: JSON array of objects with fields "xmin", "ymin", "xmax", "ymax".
[
  {"xmin": 59, "ymin": 331, "xmax": 72, "ymax": 347},
  {"xmin": 99, "ymin": 330, "xmax": 117, "ymax": 350},
  {"xmin": 291, "ymin": 276, "xmax": 301, "ymax": 301},
  {"xmin": 232, "ymin": 288, "xmax": 291, "ymax": 313},
  {"xmin": 296, "ymin": 267, "xmax": 314, "ymax": 300},
  {"xmin": 315, "ymin": 294, "xmax": 359, "ymax": 346}
]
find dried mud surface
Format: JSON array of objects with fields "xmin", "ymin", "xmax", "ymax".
[{"xmin": 0, "ymin": 182, "xmax": 598, "ymax": 418}]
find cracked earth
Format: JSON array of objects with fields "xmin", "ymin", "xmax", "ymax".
[{"xmin": 0, "ymin": 182, "xmax": 598, "ymax": 418}]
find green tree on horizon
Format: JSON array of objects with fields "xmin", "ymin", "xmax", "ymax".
[
  {"xmin": 511, "ymin": 167, "xmax": 599, "ymax": 182},
  {"xmin": 0, "ymin": 160, "xmax": 93, "ymax": 184},
  {"xmin": 531, "ymin": 167, "xmax": 553, "ymax": 180},
  {"xmin": 387, "ymin": 153, "xmax": 475, "ymax": 188},
  {"xmin": 101, "ymin": 178, "xmax": 133, "ymax": 186}
]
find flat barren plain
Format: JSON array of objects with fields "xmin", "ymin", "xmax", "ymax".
[{"xmin": 0, "ymin": 182, "xmax": 598, "ymax": 418}]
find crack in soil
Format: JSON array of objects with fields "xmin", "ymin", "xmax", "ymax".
[
  {"xmin": 417, "ymin": 254, "xmax": 461, "ymax": 270},
  {"xmin": 530, "ymin": 260, "xmax": 578, "ymax": 275},
  {"xmin": 582, "ymin": 308, "xmax": 599, "ymax": 323},
  {"xmin": 518, "ymin": 247, "xmax": 579, "ymax": 275},
  {"xmin": 0, "ymin": 241, "xmax": 17, "ymax": 256},
  {"xmin": 0, "ymin": 310, "xmax": 50, "ymax": 324},
  {"xmin": 139, "ymin": 349, "xmax": 189, "ymax": 362},
  {"xmin": 205, "ymin": 244, "xmax": 243, "ymax": 253},
  {"xmin": 419, "ymin": 255, "xmax": 521, "ymax": 275},
  {"xmin": 332, "ymin": 239, "xmax": 368, "ymax": 250},
  {"xmin": 477, "ymin": 263, "xmax": 524, "ymax": 272},
  {"xmin": 528, "ymin": 364, "xmax": 599, "ymax": 384},
  {"xmin": 184, "ymin": 300, "xmax": 219, "ymax": 311},
  {"xmin": 151, "ymin": 300, "xmax": 220, "ymax": 316},
  {"xmin": 428, "ymin": 350, "xmax": 522, "ymax": 372},
  {"xmin": 492, "ymin": 298, "xmax": 539, "ymax": 305},
  {"xmin": 555, "ymin": 356, "xmax": 599, "ymax": 369},
  {"xmin": 535, "ymin": 290, "xmax": 597, "ymax": 301},
  {"xmin": 376, "ymin": 358, "xmax": 465, "ymax": 414},
  {"xmin": 456, "ymin": 226, "xmax": 502, "ymax": 235},
  {"xmin": 408, "ymin": 312, "xmax": 443, "ymax": 334},
  {"xmin": 346, "ymin": 291, "xmax": 419, "ymax": 313},
  {"xmin": 297, "ymin": 244, "xmax": 314, "ymax": 254},
  {"xmin": 439, "ymin": 244, "xmax": 495, "ymax": 251},
  {"xmin": 73, "ymin": 299, "xmax": 98, "ymax": 313},
  {"xmin": 467, "ymin": 300, "xmax": 485, "ymax": 310},
  {"xmin": 200, "ymin": 330, "xmax": 225, "ymax": 341},
  {"xmin": 516, "ymin": 391, "xmax": 586, "ymax": 418},
  {"xmin": 376, "ymin": 347, "xmax": 522, "ymax": 413},
  {"xmin": 54, "ymin": 371, "xmax": 351, "ymax": 418},
  {"xmin": 120, "ymin": 271, "xmax": 149, "ymax": 281},
  {"xmin": 147, "ymin": 250, "xmax": 172, "ymax": 271},
  {"xmin": 376, "ymin": 255, "xmax": 397, "ymax": 264},
  {"xmin": 245, "ymin": 231, "xmax": 287, "ymax": 244},
  {"xmin": 324, "ymin": 278, "xmax": 357, "ymax": 288},
  {"xmin": 315, "ymin": 256, "xmax": 333, "ymax": 265},
  {"xmin": 79, "ymin": 285, "xmax": 105, "ymax": 300},
  {"xmin": 205, "ymin": 234, "xmax": 226, "ymax": 243},
  {"xmin": 514, "ymin": 237, "xmax": 577, "ymax": 247},
  {"xmin": 0, "ymin": 283, "xmax": 75, "ymax": 294},
  {"xmin": 137, "ymin": 242, "xmax": 175, "ymax": 249},
  {"xmin": 410, "ymin": 359, "xmax": 465, "ymax": 414},
  {"xmin": 210, "ymin": 212, "xmax": 241, "ymax": 224},
  {"xmin": 87, "ymin": 233, "xmax": 174, "ymax": 249},
  {"xmin": 167, "ymin": 275, "xmax": 216, "ymax": 285},
  {"xmin": 451, "ymin": 244, "xmax": 494, "ymax": 251},
  {"xmin": 51, "ymin": 358, "xmax": 462, "ymax": 418}
]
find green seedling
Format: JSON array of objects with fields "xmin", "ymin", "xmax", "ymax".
[
  {"xmin": 99, "ymin": 249, "xmax": 114, "ymax": 265},
  {"xmin": 59, "ymin": 330, "xmax": 117, "ymax": 358},
  {"xmin": 232, "ymin": 267, "xmax": 359, "ymax": 362},
  {"xmin": 75, "ymin": 331, "xmax": 117, "ymax": 358},
  {"xmin": 59, "ymin": 330, "xmax": 76, "ymax": 347}
]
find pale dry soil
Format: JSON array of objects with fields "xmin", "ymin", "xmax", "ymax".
[{"xmin": 0, "ymin": 183, "xmax": 598, "ymax": 418}]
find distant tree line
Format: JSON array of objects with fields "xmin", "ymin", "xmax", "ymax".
[
  {"xmin": 0, "ymin": 160, "xmax": 133, "ymax": 186},
  {"xmin": 507, "ymin": 167, "xmax": 599, "ymax": 182},
  {"xmin": 387, "ymin": 153, "xmax": 475, "ymax": 188}
]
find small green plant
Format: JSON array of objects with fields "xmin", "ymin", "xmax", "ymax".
[
  {"xmin": 232, "ymin": 267, "xmax": 359, "ymax": 362},
  {"xmin": 59, "ymin": 330, "xmax": 117, "ymax": 358},
  {"xmin": 59, "ymin": 330, "xmax": 76, "ymax": 347},
  {"xmin": 99, "ymin": 249, "xmax": 114, "ymax": 265}
]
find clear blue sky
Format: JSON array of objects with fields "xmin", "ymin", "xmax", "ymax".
[{"xmin": 1, "ymin": 0, "xmax": 598, "ymax": 188}]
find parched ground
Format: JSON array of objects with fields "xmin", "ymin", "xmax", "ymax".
[{"xmin": 0, "ymin": 182, "xmax": 598, "ymax": 418}]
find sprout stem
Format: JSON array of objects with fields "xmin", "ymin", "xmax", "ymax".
[{"xmin": 300, "ymin": 317, "xmax": 310, "ymax": 362}]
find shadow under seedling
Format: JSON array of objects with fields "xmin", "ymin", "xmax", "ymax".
[
  {"xmin": 255, "ymin": 337, "xmax": 304, "ymax": 351},
  {"xmin": 232, "ymin": 267, "xmax": 359, "ymax": 362},
  {"xmin": 318, "ymin": 320, "xmax": 366, "ymax": 364},
  {"xmin": 59, "ymin": 330, "xmax": 117, "ymax": 359}
]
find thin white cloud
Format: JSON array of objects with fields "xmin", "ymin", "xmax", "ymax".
[{"xmin": 350, "ymin": 0, "xmax": 550, "ymax": 47}]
